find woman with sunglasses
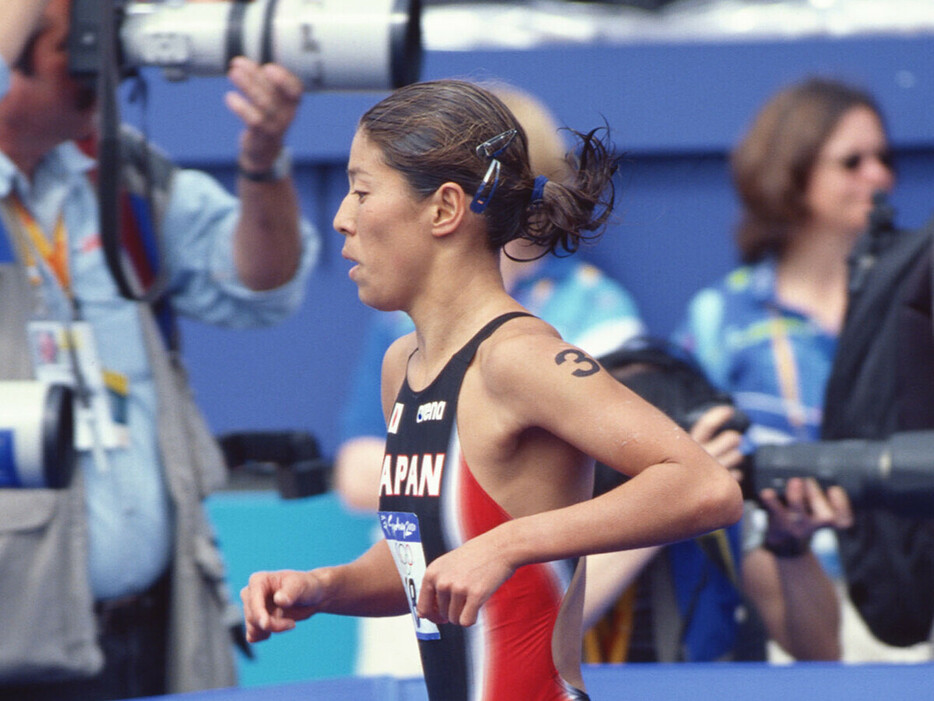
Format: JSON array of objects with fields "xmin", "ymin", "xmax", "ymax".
[
  {"xmin": 675, "ymin": 77, "xmax": 895, "ymax": 661},
  {"xmin": 240, "ymin": 78, "xmax": 743, "ymax": 701}
]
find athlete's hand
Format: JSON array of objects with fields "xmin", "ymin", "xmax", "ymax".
[
  {"xmin": 417, "ymin": 535, "xmax": 516, "ymax": 627},
  {"xmin": 240, "ymin": 569, "xmax": 324, "ymax": 643}
]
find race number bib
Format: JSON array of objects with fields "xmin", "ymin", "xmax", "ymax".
[{"xmin": 378, "ymin": 511, "xmax": 441, "ymax": 641}]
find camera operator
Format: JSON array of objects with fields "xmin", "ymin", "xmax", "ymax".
[
  {"xmin": 582, "ymin": 343, "xmax": 846, "ymax": 663},
  {"xmin": 819, "ymin": 199, "xmax": 934, "ymax": 647},
  {"xmin": 741, "ymin": 197, "xmax": 934, "ymax": 659},
  {"xmin": 0, "ymin": 0, "xmax": 318, "ymax": 699}
]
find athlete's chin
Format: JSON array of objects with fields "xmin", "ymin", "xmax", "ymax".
[
  {"xmin": 355, "ymin": 285, "xmax": 380, "ymax": 310},
  {"xmin": 353, "ymin": 278, "xmax": 402, "ymax": 312},
  {"xmin": 359, "ymin": 291, "xmax": 401, "ymax": 313}
]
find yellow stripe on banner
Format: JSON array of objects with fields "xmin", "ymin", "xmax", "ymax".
[
  {"xmin": 695, "ymin": 528, "xmax": 738, "ymax": 587},
  {"xmin": 102, "ymin": 369, "xmax": 129, "ymax": 396}
]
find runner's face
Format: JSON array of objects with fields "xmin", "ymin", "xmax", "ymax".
[{"xmin": 334, "ymin": 130, "xmax": 435, "ymax": 311}]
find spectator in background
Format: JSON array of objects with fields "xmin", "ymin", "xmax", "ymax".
[
  {"xmin": 582, "ymin": 77, "xmax": 891, "ymax": 665},
  {"xmin": 675, "ymin": 77, "xmax": 895, "ymax": 660},
  {"xmin": 0, "ymin": 0, "xmax": 317, "ymax": 698}
]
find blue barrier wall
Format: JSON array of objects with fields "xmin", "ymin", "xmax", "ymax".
[
  {"xmin": 144, "ymin": 661, "xmax": 934, "ymax": 701},
  {"xmin": 124, "ymin": 35, "xmax": 934, "ymax": 461},
  {"xmin": 130, "ymin": 34, "xmax": 934, "ymax": 686},
  {"xmin": 206, "ymin": 493, "xmax": 374, "ymax": 685}
]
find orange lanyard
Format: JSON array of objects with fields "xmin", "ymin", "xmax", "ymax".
[
  {"xmin": 10, "ymin": 196, "xmax": 70, "ymax": 294},
  {"xmin": 768, "ymin": 311, "xmax": 809, "ymax": 436}
]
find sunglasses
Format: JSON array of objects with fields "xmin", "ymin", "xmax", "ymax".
[{"xmin": 834, "ymin": 149, "xmax": 894, "ymax": 172}]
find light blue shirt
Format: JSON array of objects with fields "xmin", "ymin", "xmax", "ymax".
[
  {"xmin": 0, "ymin": 59, "xmax": 318, "ymax": 599},
  {"xmin": 674, "ymin": 258, "xmax": 835, "ymax": 450}
]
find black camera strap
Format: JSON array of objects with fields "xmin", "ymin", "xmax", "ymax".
[{"xmin": 95, "ymin": 0, "xmax": 169, "ymax": 306}]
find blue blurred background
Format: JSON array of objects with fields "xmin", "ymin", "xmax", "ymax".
[{"xmin": 117, "ymin": 2, "xmax": 934, "ymax": 685}]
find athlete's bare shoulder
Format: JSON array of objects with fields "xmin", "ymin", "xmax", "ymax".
[
  {"xmin": 380, "ymin": 331, "xmax": 418, "ymax": 412},
  {"xmin": 475, "ymin": 314, "xmax": 600, "ymax": 395},
  {"xmin": 383, "ymin": 331, "xmax": 418, "ymax": 368}
]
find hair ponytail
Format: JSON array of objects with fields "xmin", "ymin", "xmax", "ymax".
[
  {"xmin": 510, "ymin": 126, "xmax": 618, "ymax": 257},
  {"xmin": 360, "ymin": 80, "xmax": 619, "ymax": 256}
]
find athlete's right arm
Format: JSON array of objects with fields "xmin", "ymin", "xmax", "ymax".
[{"xmin": 241, "ymin": 539, "xmax": 409, "ymax": 643}]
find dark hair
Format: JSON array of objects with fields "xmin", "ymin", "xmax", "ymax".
[
  {"xmin": 358, "ymin": 79, "xmax": 618, "ymax": 256},
  {"xmin": 731, "ymin": 77, "xmax": 888, "ymax": 263}
]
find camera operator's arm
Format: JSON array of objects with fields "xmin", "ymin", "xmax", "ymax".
[
  {"xmin": 583, "ymin": 546, "xmax": 659, "ymax": 630},
  {"xmin": 743, "ymin": 478, "xmax": 852, "ymax": 660},
  {"xmin": 0, "ymin": 0, "xmax": 52, "ymax": 65},
  {"xmin": 225, "ymin": 56, "xmax": 305, "ymax": 291}
]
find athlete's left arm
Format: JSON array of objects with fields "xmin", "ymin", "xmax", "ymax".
[{"xmin": 417, "ymin": 334, "xmax": 743, "ymax": 627}]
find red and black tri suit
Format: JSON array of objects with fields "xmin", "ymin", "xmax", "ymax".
[{"xmin": 378, "ymin": 312, "xmax": 590, "ymax": 701}]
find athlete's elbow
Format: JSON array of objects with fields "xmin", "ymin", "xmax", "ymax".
[{"xmin": 707, "ymin": 473, "xmax": 744, "ymax": 529}]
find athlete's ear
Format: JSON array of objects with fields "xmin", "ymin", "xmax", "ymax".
[{"xmin": 429, "ymin": 182, "xmax": 468, "ymax": 239}]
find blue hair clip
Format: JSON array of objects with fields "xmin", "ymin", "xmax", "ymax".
[
  {"xmin": 475, "ymin": 129, "xmax": 517, "ymax": 160},
  {"xmin": 470, "ymin": 159, "xmax": 501, "ymax": 214},
  {"xmin": 531, "ymin": 175, "xmax": 549, "ymax": 205},
  {"xmin": 470, "ymin": 129, "xmax": 518, "ymax": 214}
]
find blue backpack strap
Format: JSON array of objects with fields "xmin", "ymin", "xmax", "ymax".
[
  {"xmin": 0, "ymin": 212, "xmax": 13, "ymax": 263},
  {"xmin": 121, "ymin": 190, "xmax": 178, "ymax": 352}
]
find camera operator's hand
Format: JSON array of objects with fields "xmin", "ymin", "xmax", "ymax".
[
  {"xmin": 760, "ymin": 477, "xmax": 854, "ymax": 548},
  {"xmin": 221, "ymin": 55, "xmax": 306, "ymax": 292},
  {"xmin": 689, "ymin": 405, "xmax": 745, "ymax": 474},
  {"xmin": 225, "ymin": 56, "xmax": 303, "ymax": 173}
]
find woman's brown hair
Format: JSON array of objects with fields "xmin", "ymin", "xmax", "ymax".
[{"xmin": 731, "ymin": 77, "xmax": 887, "ymax": 262}]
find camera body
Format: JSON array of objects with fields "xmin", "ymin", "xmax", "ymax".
[
  {"xmin": 69, "ymin": 0, "xmax": 422, "ymax": 91},
  {"xmin": 219, "ymin": 430, "xmax": 332, "ymax": 499},
  {"xmin": 0, "ymin": 382, "xmax": 75, "ymax": 489}
]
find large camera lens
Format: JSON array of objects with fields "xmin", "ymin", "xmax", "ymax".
[
  {"xmin": 0, "ymin": 382, "xmax": 75, "ymax": 490},
  {"xmin": 115, "ymin": 0, "xmax": 422, "ymax": 91},
  {"xmin": 42, "ymin": 384, "xmax": 76, "ymax": 489}
]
